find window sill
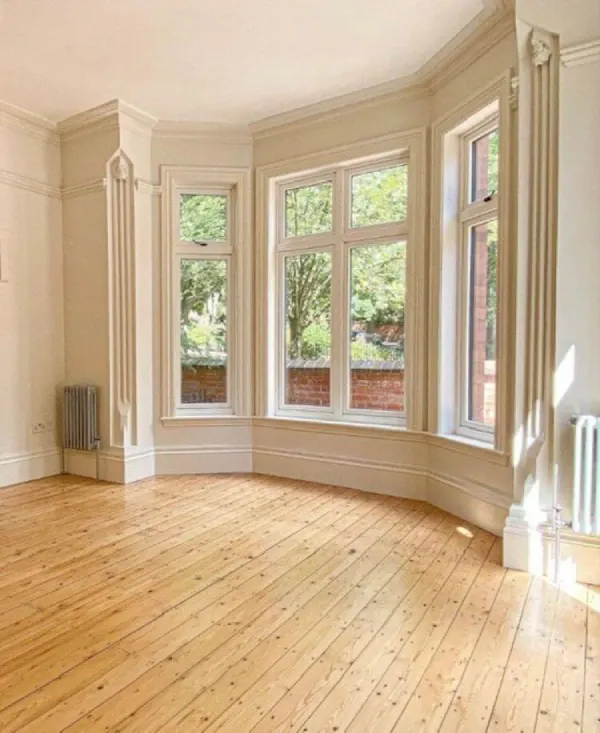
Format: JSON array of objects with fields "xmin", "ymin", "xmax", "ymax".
[
  {"xmin": 161, "ymin": 416, "xmax": 252, "ymax": 428},
  {"xmin": 253, "ymin": 416, "xmax": 421, "ymax": 443},
  {"xmin": 427, "ymin": 431, "xmax": 509, "ymax": 465}
]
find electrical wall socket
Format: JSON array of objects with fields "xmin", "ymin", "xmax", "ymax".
[{"xmin": 32, "ymin": 421, "xmax": 54, "ymax": 434}]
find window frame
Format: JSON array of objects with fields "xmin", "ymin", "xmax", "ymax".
[
  {"xmin": 456, "ymin": 115, "xmax": 499, "ymax": 441},
  {"xmin": 273, "ymin": 152, "xmax": 410, "ymax": 427},
  {"xmin": 160, "ymin": 166, "xmax": 252, "ymax": 423}
]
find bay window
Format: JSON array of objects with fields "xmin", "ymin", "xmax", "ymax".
[{"xmin": 273, "ymin": 155, "xmax": 409, "ymax": 425}]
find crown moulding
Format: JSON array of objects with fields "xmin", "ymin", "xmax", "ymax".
[
  {"xmin": 57, "ymin": 99, "xmax": 158, "ymax": 141},
  {"xmin": 249, "ymin": 4, "xmax": 515, "ymax": 137}
]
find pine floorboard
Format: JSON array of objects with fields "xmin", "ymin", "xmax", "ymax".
[{"xmin": 0, "ymin": 473, "xmax": 597, "ymax": 732}]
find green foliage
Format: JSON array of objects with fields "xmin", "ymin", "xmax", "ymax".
[
  {"xmin": 180, "ymin": 259, "xmax": 227, "ymax": 366},
  {"xmin": 285, "ymin": 252, "xmax": 331, "ymax": 360},
  {"xmin": 350, "ymin": 340, "xmax": 403, "ymax": 363},
  {"xmin": 285, "ymin": 183, "xmax": 332, "ymax": 237},
  {"xmin": 298, "ymin": 322, "xmax": 331, "ymax": 360},
  {"xmin": 351, "ymin": 165, "xmax": 407, "ymax": 228},
  {"xmin": 351, "ymin": 242, "xmax": 406, "ymax": 329},
  {"xmin": 180, "ymin": 194, "xmax": 227, "ymax": 242}
]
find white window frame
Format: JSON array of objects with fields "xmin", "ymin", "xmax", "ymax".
[
  {"xmin": 456, "ymin": 115, "xmax": 499, "ymax": 441},
  {"xmin": 273, "ymin": 153, "xmax": 409, "ymax": 427},
  {"xmin": 160, "ymin": 167, "xmax": 252, "ymax": 423}
]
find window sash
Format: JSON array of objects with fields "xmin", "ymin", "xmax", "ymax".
[
  {"xmin": 278, "ymin": 172, "xmax": 337, "ymax": 248},
  {"xmin": 275, "ymin": 243, "xmax": 407, "ymax": 425},
  {"xmin": 176, "ymin": 186, "xmax": 233, "ymax": 250},
  {"xmin": 174, "ymin": 253, "xmax": 233, "ymax": 415},
  {"xmin": 455, "ymin": 113, "xmax": 500, "ymax": 441},
  {"xmin": 456, "ymin": 215, "xmax": 497, "ymax": 438},
  {"xmin": 461, "ymin": 117, "xmax": 499, "ymax": 208},
  {"xmin": 345, "ymin": 157, "xmax": 409, "ymax": 235}
]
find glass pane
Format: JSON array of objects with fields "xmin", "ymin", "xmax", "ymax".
[
  {"xmin": 180, "ymin": 194, "xmax": 228, "ymax": 242},
  {"xmin": 350, "ymin": 165, "xmax": 408, "ymax": 228},
  {"xmin": 467, "ymin": 220, "xmax": 497, "ymax": 426},
  {"xmin": 284, "ymin": 252, "xmax": 332, "ymax": 407},
  {"xmin": 470, "ymin": 129, "xmax": 498, "ymax": 203},
  {"xmin": 284, "ymin": 182, "xmax": 333, "ymax": 238},
  {"xmin": 180, "ymin": 259, "xmax": 228, "ymax": 405},
  {"xmin": 349, "ymin": 242, "xmax": 406, "ymax": 412}
]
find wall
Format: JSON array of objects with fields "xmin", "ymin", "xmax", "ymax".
[
  {"xmin": 554, "ymin": 47, "xmax": 600, "ymax": 513},
  {"xmin": 0, "ymin": 107, "xmax": 64, "ymax": 487}
]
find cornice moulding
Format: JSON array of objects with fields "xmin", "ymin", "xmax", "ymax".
[
  {"xmin": 0, "ymin": 100, "xmax": 59, "ymax": 144},
  {"xmin": 58, "ymin": 99, "xmax": 157, "ymax": 141},
  {"xmin": 250, "ymin": 5, "xmax": 515, "ymax": 137},
  {"xmin": 153, "ymin": 120, "xmax": 252, "ymax": 144},
  {"xmin": 561, "ymin": 39, "xmax": 600, "ymax": 67}
]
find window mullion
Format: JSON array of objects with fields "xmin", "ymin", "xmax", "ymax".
[{"xmin": 331, "ymin": 166, "xmax": 346, "ymax": 417}]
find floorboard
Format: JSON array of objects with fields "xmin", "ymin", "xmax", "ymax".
[{"xmin": 0, "ymin": 474, "xmax": 596, "ymax": 732}]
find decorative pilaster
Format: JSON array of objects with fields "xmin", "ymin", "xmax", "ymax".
[
  {"xmin": 106, "ymin": 150, "xmax": 138, "ymax": 447},
  {"xmin": 524, "ymin": 29, "xmax": 559, "ymax": 449}
]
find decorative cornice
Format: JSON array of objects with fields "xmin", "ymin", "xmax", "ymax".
[
  {"xmin": 0, "ymin": 169, "xmax": 61, "ymax": 198},
  {"xmin": 531, "ymin": 29, "xmax": 553, "ymax": 67},
  {"xmin": 250, "ymin": 4, "xmax": 514, "ymax": 137},
  {"xmin": 58, "ymin": 99, "xmax": 157, "ymax": 141},
  {"xmin": 153, "ymin": 120, "xmax": 252, "ymax": 145},
  {"xmin": 561, "ymin": 38, "xmax": 600, "ymax": 68},
  {"xmin": 0, "ymin": 100, "xmax": 59, "ymax": 145}
]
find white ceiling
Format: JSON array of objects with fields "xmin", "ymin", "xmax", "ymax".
[{"xmin": 0, "ymin": 0, "xmax": 486, "ymax": 124}]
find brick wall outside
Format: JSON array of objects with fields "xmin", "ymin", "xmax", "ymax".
[
  {"xmin": 182, "ymin": 362, "xmax": 405, "ymax": 412},
  {"xmin": 286, "ymin": 366, "xmax": 404, "ymax": 411},
  {"xmin": 181, "ymin": 365, "xmax": 227, "ymax": 404}
]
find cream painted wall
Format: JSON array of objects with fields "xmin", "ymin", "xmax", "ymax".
[
  {"xmin": 253, "ymin": 93, "xmax": 431, "ymax": 167},
  {"xmin": 431, "ymin": 34, "xmax": 518, "ymax": 117},
  {"xmin": 0, "ymin": 119, "xmax": 64, "ymax": 487},
  {"xmin": 62, "ymin": 127, "xmax": 120, "ymax": 456}
]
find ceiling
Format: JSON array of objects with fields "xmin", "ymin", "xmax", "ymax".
[{"xmin": 0, "ymin": 0, "xmax": 488, "ymax": 125}]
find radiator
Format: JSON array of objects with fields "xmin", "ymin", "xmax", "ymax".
[
  {"xmin": 572, "ymin": 415, "xmax": 600, "ymax": 535},
  {"xmin": 63, "ymin": 385, "xmax": 99, "ymax": 451}
]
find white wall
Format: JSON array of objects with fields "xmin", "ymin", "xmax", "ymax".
[
  {"xmin": 555, "ymin": 29, "xmax": 600, "ymax": 514},
  {"xmin": 0, "ymin": 112, "xmax": 64, "ymax": 487}
]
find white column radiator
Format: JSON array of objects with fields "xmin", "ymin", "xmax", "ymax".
[
  {"xmin": 572, "ymin": 415, "xmax": 600, "ymax": 535},
  {"xmin": 63, "ymin": 385, "xmax": 99, "ymax": 451}
]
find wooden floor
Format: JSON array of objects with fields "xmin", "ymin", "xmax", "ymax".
[{"xmin": 0, "ymin": 475, "xmax": 598, "ymax": 732}]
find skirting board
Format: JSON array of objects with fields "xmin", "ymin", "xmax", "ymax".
[
  {"xmin": 0, "ymin": 449, "xmax": 61, "ymax": 489},
  {"xmin": 254, "ymin": 448, "xmax": 509, "ymax": 536},
  {"xmin": 504, "ymin": 520, "xmax": 600, "ymax": 585},
  {"xmin": 64, "ymin": 449, "xmax": 156, "ymax": 484},
  {"xmin": 155, "ymin": 446, "xmax": 252, "ymax": 475},
  {"xmin": 427, "ymin": 474, "xmax": 509, "ymax": 536},
  {"xmin": 253, "ymin": 447, "xmax": 427, "ymax": 500}
]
